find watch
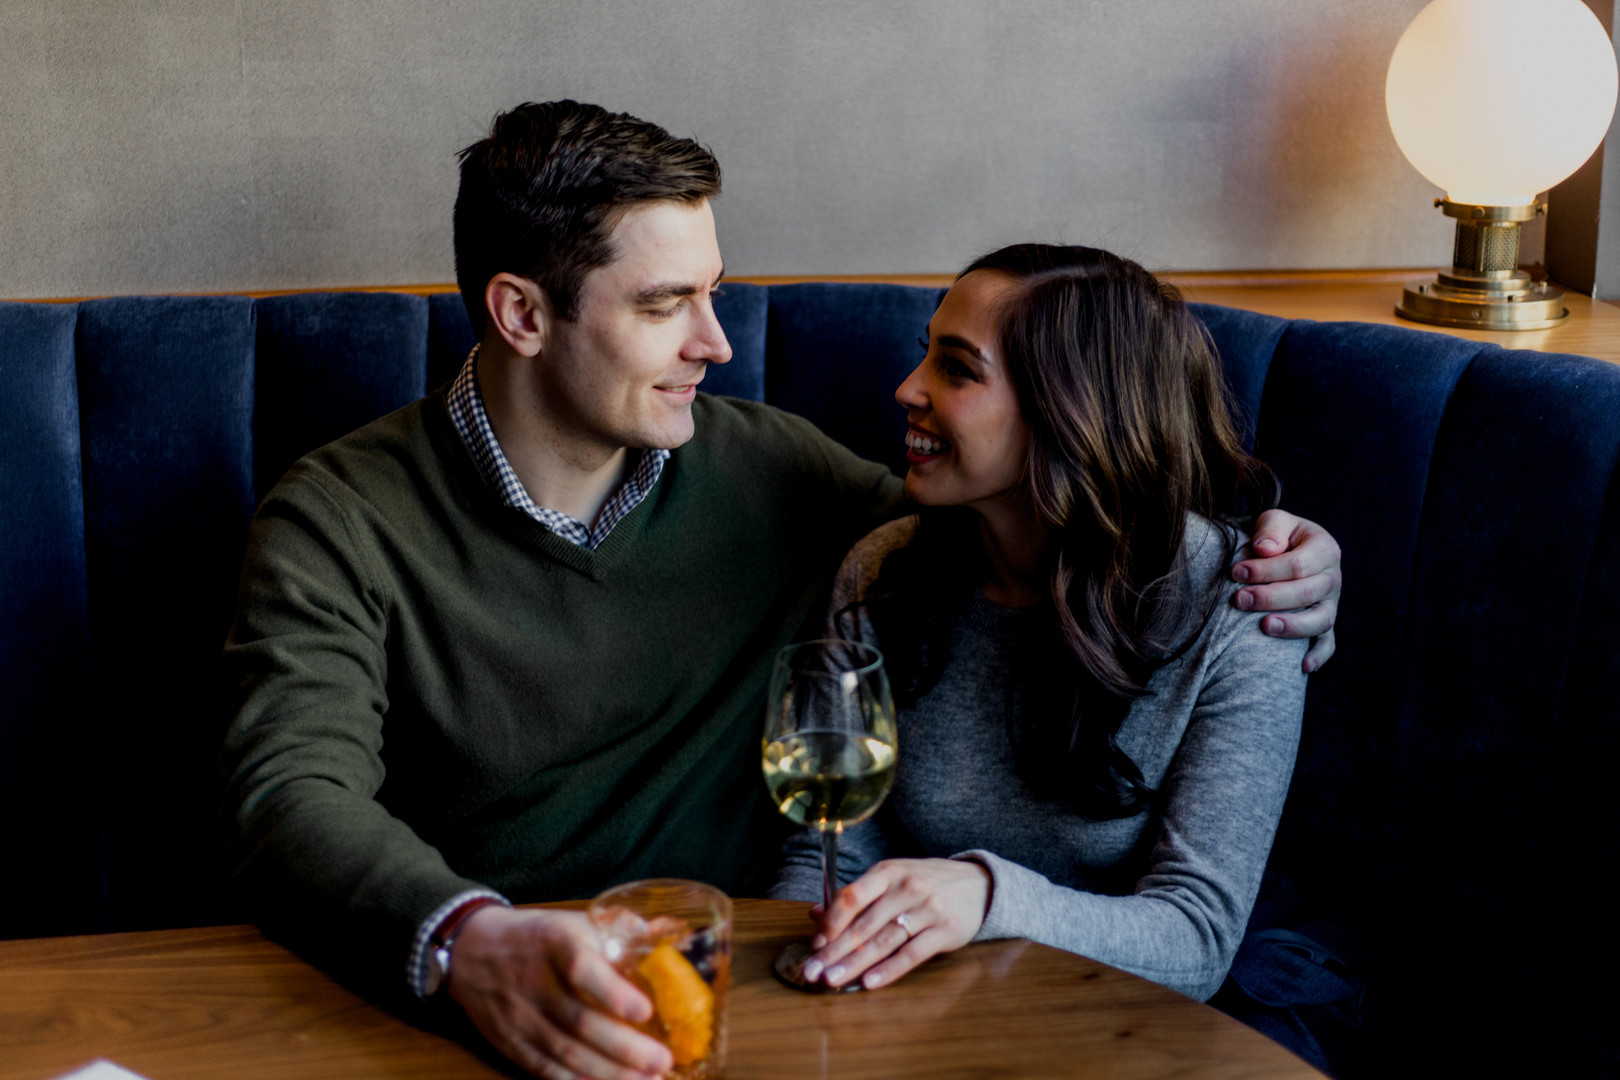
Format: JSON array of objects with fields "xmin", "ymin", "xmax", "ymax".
[{"xmin": 422, "ymin": 897, "xmax": 504, "ymax": 998}]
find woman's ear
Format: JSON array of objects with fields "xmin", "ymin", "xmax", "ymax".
[{"xmin": 483, "ymin": 273, "xmax": 552, "ymax": 358}]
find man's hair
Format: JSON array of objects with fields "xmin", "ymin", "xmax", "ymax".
[{"xmin": 453, "ymin": 100, "xmax": 722, "ymax": 332}]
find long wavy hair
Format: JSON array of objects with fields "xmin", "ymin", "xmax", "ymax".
[{"xmin": 858, "ymin": 245, "xmax": 1279, "ymax": 819}]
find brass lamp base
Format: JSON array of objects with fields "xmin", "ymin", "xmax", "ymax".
[
  {"xmin": 1394, "ymin": 199, "xmax": 1568, "ymax": 331},
  {"xmin": 1396, "ymin": 276, "xmax": 1567, "ymax": 330}
]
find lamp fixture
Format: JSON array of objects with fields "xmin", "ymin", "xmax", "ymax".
[{"xmin": 1386, "ymin": 0, "xmax": 1618, "ymax": 330}]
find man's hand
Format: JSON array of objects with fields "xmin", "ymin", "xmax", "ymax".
[
  {"xmin": 1231, "ymin": 508, "xmax": 1343, "ymax": 674},
  {"xmin": 799, "ymin": 857, "xmax": 991, "ymax": 992},
  {"xmin": 448, "ymin": 906, "xmax": 673, "ymax": 1080}
]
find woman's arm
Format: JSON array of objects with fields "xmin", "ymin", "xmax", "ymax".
[
  {"xmin": 808, "ymin": 602, "xmax": 1308, "ymax": 1000},
  {"xmin": 766, "ymin": 818, "xmax": 891, "ymax": 903}
]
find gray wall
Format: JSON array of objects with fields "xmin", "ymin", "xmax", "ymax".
[{"xmin": 2, "ymin": 0, "xmax": 1460, "ymax": 299}]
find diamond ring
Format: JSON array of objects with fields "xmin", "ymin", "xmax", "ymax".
[{"xmin": 895, "ymin": 911, "xmax": 914, "ymax": 936}]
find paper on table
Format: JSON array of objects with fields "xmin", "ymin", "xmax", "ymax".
[{"xmin": 52, "ymin": 1062, "xmax": 153, "ymax": 1080}]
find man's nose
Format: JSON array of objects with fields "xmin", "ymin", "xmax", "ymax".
[{"xmin": 691, "ymin": 301, "xmax": 732, "ymax": 365}]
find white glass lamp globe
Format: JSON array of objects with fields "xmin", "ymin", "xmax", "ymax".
[{"xmin": 1386, "ymin": 0, "xmax": 1619, "ymax": 207}]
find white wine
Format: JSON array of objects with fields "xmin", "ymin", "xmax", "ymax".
[{"xmin": 761, "ymin": 732, "xmax": 896, "ymax": 831}]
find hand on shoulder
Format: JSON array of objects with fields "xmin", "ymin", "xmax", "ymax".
[{"xmin": 1230, "ymin": 508, "xmax": 1343, "ymax": 674}]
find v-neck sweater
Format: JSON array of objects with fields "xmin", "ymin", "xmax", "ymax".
[{"xmin": 222, "ymin": 390, "xmax": 903, "ymax": 992}]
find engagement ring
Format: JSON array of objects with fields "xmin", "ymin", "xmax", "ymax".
[{"xmin": 895, "ymin": 911, "xmax": 914, "ymax": 936}]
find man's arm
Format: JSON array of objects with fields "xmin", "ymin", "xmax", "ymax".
[
  {"xmin": 221, "ymin": 471, "xmax": 668, "ymax": 1080},
  {"xmin": 221, "ymin": 472, "xmax": 482, "ymax": 987},
  {"xmin": 1230, "ymin": 509, "xmax": 1343, "ymax": 674}
]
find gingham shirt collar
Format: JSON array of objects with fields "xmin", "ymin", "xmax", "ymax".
[{"xmin": 446, "ymin": 346, "xmax": 669, "ymax": 549}]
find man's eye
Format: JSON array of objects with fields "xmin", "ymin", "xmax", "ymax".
[
  {"xmin": 917, "ymin": 335, "xmax": 929, "ymax": 355},
  {"xmin": 647, "ymin": 303, "xmax": 681, "ymax": 320},
  {"xmin": 711, "ymin": 287, "xmax": 726, "ymax": 300}
]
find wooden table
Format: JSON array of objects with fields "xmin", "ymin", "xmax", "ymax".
[{"xmin": 2, "ymin": 900, "xmax": 1320, "ymax": 1080}]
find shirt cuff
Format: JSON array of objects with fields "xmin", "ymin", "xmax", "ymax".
[{"xmin": 406, "ymin": 887, "xmax": 511, "ymax": 999}]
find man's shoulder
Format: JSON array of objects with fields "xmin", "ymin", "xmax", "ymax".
[
  {"xmin": 687, "ymin": 394, "xmax": 898, "ymax": 494},
  {"xmin": 689, "ymin": 393, "xmax": 825, "ymax": 451},
  {"xmin": 269, "ymin": 394, "xmax": 450, "ymax": 509}
]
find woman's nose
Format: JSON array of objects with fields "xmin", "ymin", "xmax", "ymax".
[{"xmin": 895, "ymin": 361, "xmax": 928, "ymax": 409}]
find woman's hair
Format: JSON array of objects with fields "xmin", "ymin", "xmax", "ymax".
[{"xmin": 859, "ymin": 244, "xmax": 1279, "ymax": 818}]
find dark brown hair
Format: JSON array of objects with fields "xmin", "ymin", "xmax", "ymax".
[
  {"xmin": 452, "ymin": 100, "xmax": 721, "ymax": 332},
  {"xmin": 862, "ymin": 244, "xmax": 1278, "ymax": 818}
]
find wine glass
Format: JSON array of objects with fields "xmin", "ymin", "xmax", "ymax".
[{"xmin": 761, "ymin": 638, "xmax": 897, "ymax": 991}]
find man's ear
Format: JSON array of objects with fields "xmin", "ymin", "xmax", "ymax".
[{"xmin": 484, "ymin": 273, "xmax": 552, "ymax": 358}]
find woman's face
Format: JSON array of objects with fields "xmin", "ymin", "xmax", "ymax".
[{"xmin": 895, "ymin": 270, "xmax": 1030, "ymax": 511}]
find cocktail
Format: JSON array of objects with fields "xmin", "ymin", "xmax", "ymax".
[{"xmin": 588, "ymin": 879, "xmax": 732, "ymax": 1079}]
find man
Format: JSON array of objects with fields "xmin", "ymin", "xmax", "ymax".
[{"xmin": 222, "ymin": 100, "xmax": 1341, "ymax": 1080}]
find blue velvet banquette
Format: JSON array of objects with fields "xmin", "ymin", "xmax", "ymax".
[{"xmin": 2, "ymin": 283, "xmax": 1617, "ymax": 1077}]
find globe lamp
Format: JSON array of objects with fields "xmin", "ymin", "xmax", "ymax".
[{"xmin": 1387, "ymin": 0, "xmax": 1619, "ymax": 329}]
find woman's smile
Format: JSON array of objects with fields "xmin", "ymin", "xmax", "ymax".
[{"xmin": 894, "ymin": 270, "xmax": 1029, "ymax": 511}]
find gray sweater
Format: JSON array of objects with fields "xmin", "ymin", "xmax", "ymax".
[{"xmin": 770, "ymin": 514, "xmax": 1307, "ymax": 1001}]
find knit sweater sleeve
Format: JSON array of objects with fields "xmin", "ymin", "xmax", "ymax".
[
  {"xmin": 220, "ymin": 463, "xmax": 490, "ymax": 1000},
  {"xmin": 961, "ymin": 556, "xmax": 1307, "ymax": 1002}
]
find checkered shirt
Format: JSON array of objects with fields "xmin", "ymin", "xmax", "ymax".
[{"xmin": 446, "ymin": 346, "xmax": 670, "ymax": 548}]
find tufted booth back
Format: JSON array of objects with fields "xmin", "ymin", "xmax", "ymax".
[{"xmin": 2, "ymin": 284, "xmax": 1617, "ymax": 1075}]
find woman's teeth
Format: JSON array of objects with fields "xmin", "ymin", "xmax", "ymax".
[{"xmin": 906, "ymin": 431, "xmax": 948, "ymax": 454}]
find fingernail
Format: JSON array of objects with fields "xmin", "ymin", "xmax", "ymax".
[
  {"xmin": 1304, "ymin": 657, "xmax": 1319, "ymax": 674},
  {"xmin": 802, "ymin": 958, "xmax": 824, "ymax": 982},
  {"xmin": 1235, "ymin": 590, "xmax": 1254, "ymax": 610},
  {"xmin": 1257, "ymin": 537, "xmax": 1281, "ymax": 551},
  {"xmin": 826, "ymin": 965, "xmax": 846, "ymax": 985},
  {"xmin": 811, "ymin": 934, "xmax": 826, "ymax": 949},
  {"xmin": 1264, "ymin": 616, "xmax": 1283, "ymax": 634},
  {"xmin": 1232, "ymin": 565, "xmax": 1251, "ymax": 582},
  {"xmin": 864, "ymin": 970, "xmax": 884, "ymax": 989}
]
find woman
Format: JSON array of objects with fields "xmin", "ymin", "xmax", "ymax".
[{"xmin": 771, "ymin": 244, "xmax": 1308, "ymax": 1003}]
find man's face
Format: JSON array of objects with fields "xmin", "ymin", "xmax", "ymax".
[{"xmin": 539, "ymin": 199, "xmax": 731, "ymax": 458}]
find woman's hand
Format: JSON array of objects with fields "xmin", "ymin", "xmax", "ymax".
[
  {"xmin": 801, "ymin": 857, "xmax": 992, "ymax": 991},
  {"xmin": 1232, "ymin": 508, "xmax": 1343, "ymax": 673}
]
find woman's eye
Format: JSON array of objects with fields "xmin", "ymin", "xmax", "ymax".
[{"xmin": 940, "ymin": 354, "xmax": 974, "ymax": 379}]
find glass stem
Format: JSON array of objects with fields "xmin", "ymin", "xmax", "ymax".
[{"xmin": 821, "ymin": 821, "xmax": 842, "ymax": 912}]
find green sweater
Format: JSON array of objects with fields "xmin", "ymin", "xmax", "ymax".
[{"xmin": 221, "ymin": 391, "xmax": 902, "ymax": 988}]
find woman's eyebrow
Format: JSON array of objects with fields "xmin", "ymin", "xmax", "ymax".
[{"xmin": 937, "ymin": 334, "xmax": 988, "ymax": 361}]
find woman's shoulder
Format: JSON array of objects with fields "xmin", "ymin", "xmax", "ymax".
[
  {"xmin": 1181, "ymin": 512, "xmax": 1247, "ymax": 583},
  {"xmin": 833, "ymin": 514, "xmax": 920, "ymax": 607},
  {"xmin": 1179, "ymin": 512, "xmax": 1308, "ymax": 665}
]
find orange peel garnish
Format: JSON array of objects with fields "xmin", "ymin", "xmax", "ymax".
[{"xmin": 636, "ymin": 941, "xmax": 714, "ymax": 1065}]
